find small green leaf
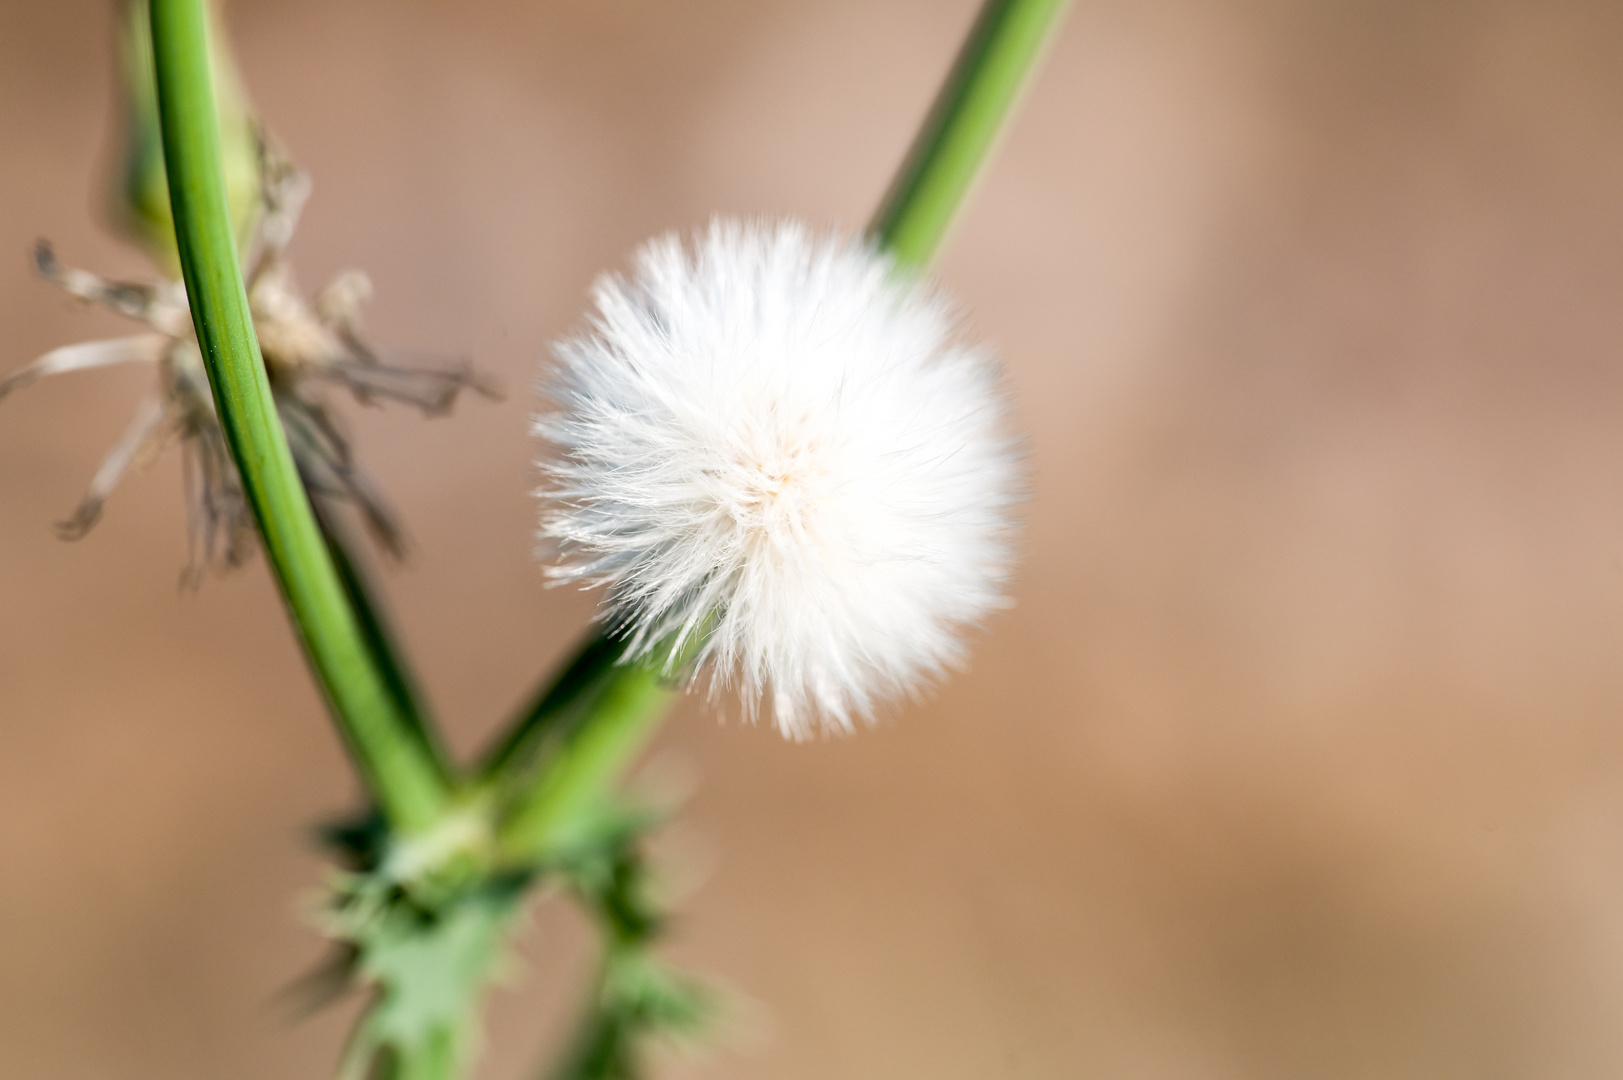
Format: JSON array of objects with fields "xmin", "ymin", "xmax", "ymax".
[{"xmin": 359, "ymin": 895, "xmax": 517, "ymax": 1046}]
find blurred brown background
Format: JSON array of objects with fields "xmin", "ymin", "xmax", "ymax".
[{"xmin": 3, "ymin": 1, "xmax": 1623, "ymax": 1077}]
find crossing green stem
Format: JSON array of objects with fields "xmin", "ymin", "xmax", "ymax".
[{"xmin": 149, "ymin": 0, "xmax": 451, "ymax": 832}]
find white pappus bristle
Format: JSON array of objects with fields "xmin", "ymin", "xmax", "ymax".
[{"xmin": 535, "ymin": 218, "xmax": 1022, "ymax": 739}]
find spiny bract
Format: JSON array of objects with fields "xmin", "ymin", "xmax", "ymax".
[{"xmin": 537, "ymin": 219, "xmax": 1021, "ymax": 738}]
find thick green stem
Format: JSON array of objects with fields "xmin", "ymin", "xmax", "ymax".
[
  {"xmin": 149, "ymin": 0, "xmax": 449, "ymax": 832},
  {"xmin": 870, "ymin": 0, "xmax": 1072, "ymax": 269}
]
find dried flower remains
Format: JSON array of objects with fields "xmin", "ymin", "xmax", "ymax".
[{"xmin": 5, "ymin": 148, "xmax": 499, "ymax": 584}]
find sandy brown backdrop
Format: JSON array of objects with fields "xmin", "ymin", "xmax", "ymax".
[{"xmin": 3, "ymin": 1, "xmax": 1623, "ymax": 1077}]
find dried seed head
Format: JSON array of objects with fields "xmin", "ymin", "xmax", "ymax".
[{"xmin": 10, "ymin": 150, "xmax": 499, "ymax": 583}]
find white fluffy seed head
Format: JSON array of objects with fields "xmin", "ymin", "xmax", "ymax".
[{"xmin": 536, "ymin": 219, "xmax": 1022, "ymax": 738}]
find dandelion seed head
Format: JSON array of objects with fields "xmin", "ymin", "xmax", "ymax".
[{"xmin": 537, "ymin": 219, "xmax": 1022, "ymax": 738}]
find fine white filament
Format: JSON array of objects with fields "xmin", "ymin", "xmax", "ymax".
[{"xmin": 537, "ymin": 219, "xmax": 1020, "ymax": 738}]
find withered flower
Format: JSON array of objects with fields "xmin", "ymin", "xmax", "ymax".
[{"xmin": 7, "ymin": 151, "xmax": 499, "ymax": 585}]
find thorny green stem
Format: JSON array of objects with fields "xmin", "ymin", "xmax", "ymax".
[
  {"xmin": 870, "ymin": 0, "xmax": 1072, "ymax": 269},
  {"xmin": 489, "ymin": 0, "xmax": 1070, "ymax": 866},
  {"xmin": 149, "ymin": 0, "xmax": 451, "ymax": 832}
]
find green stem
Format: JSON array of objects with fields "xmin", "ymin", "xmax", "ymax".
[
  {"xmin": 478, "ymin": 631, "xmax": 627, "ymax": 781},
  {"xmin": 313, "ymin": 501, "xmax": 449, "ymax": 783},
  {"xmin": 149, "ymin": 0, "xmax": 449, "ymax": 832},
  {"xmin": 869, "ymin": 0, "xmax": 1072, "ymax": 269},
  {"xmin": 496, "ymin": 655, "xmax": 675, "ymax": 862}
]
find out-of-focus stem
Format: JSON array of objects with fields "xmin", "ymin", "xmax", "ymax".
[
  {"xmin": 479, "ymin": 631, "xmax": 627, "ymax": 781},
  {"xmin": 149, "ymin": 0, "xmax": 451, "ymax": 832},
  {"xmin": 495, "ymin": 655, "xmax": 674, "ymax": 863},
  {"xmin": 115, "ymin": 0, "xmax": 261, "ymax": 276},
  {"xmin": 870, "ymin": 0, "xmax": 1072, "ymax": 269}
]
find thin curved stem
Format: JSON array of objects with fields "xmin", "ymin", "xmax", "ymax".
[{"xmin": 149, "ymin": 0, "xmax": 450, "ymax": 832}]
